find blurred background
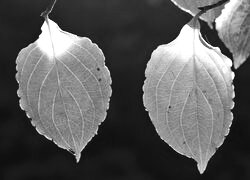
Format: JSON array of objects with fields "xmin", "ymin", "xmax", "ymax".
[{"xmin": 0, "ymin": 0, "xmax": 250, "ymax": 179}]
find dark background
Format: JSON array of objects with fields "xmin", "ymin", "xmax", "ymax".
[{"xmin": 1, "ymin": 0, "xmax": 250, "ymax": 179}]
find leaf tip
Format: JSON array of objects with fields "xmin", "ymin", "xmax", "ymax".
[
  {"xmin": 75, "ymin": 154, "xmax": 81, "ymax": 163},
  {"xmin": 197, "ymin": 162, "xmax": 207, "ymax": 174},
  {"xmin": 233, "ymin": 54, "xmax": 247, "ymax": 69},
  {"xmin": 74, "ymin": 151, "xmax": 81, "ymax": 163},
  {"xmin": 68, "ymin": 147, "xmax": 81, "ymax": 163}
]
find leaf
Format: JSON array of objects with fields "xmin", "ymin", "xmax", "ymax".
[
  {"xmin": 143, "ymin": 18, "xmax": 234, "ymax": 173},
  {"xmin": 216, "ymin": 0, "xmax": 250, "ymax": 69},
  {"xmin": 170, "ymin": 0, "xmax": 227, "ymax": 27},
  {"xmin": 16, "ymin": 18, "xmax": 112, "ymax": 162}
]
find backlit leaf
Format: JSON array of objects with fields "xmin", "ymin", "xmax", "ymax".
[
  {"xmin": 16, "ymin": 18, "xmax": 112, "ymax": 162},
  {"xmin": 143, "ymin": 18, "xmax": 234, "ymax": 173},
  {"xmin": 216, "ymin": 0, "xmax": 250, "ymax": 69},
  {"xmin": 170, "ymin": 0, "xmax": 227, "ymax": 27}
]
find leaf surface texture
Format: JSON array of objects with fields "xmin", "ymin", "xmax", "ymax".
[
  {"xmin": 216, "ymin": 0, "xmax": 250, "ymax": 69},
  {"xmin": 16, "ymin": 19, "xmax": 112, "ymax": 162},
  {"xmin": 143, "ymin": 19, "xmax": 234, "ymax": 173}
]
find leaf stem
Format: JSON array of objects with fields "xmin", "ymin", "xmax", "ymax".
[
  {"xmin": 41, "ymin": 0, "xmax": 57, "ymax": 19},
  {"xmin": 40, "ymin": 0, "xmax": 57, "ymax": 59},
  {"xmin": 192, "ymin": 0, "xmax": 229, "ymax": 27}
]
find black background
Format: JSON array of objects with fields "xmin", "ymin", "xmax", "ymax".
[{"xmin": 1, "ymin": 0, "xmax": 250, "ymax": 179}]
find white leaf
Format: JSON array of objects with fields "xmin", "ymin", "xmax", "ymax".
[
  {"xmin": 143, "ymin": 18, "xmax": 234, "ymax": 173},
  {"xmin": 216, "ymin": 0, "xmax": 250, "ymax": 69},
  {"xmin": 16, "ymin": 18, "xmax": 112, "ymax": 162}
]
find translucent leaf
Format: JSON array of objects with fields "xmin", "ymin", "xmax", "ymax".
[
  {"xmin": 170, "ymin": 0, "xmax": 226, "ymax": 27},
  {"xmin": 216, "ymin": 0, "xmax": 250, "ymax": 69},
  {"xmin": 16, "ymin": 18, "xmax": 112, "ymax": 162},
  {"xmin": 143, "ymin": 18, "xmax": 234, "ymax": 173}
]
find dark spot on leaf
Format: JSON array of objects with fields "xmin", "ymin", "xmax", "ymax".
[
  {"xmin": 211, "ymin": 141, "xmax": 218, "ymax": 152},
  {"xmin": 98, "ymin": 78, "xmax": 102, "ymax": 82},
  {"xmin": 170, "ymin": 71, "xmax": 175, "ymax": 80},
  {"xmin": 167, "ymin": 106, "xmax": 171, "ymax": 114},
  {"xmin": 97, "ymin": 67, "xmax": 100, "ymax": 71}
]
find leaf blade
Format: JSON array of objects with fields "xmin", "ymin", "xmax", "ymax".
[
  {"xmin": 143, "ymin": 20, "xmax": 234, "ymax": 173},
  {"xmin": 16, "ymin": 19, "xmax": 112, "ymax": 162},
  {"xmin": 216, "ymin": 0, "xmax": 250, "ymax": 69}
]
